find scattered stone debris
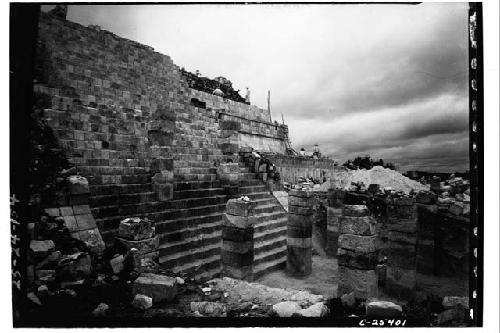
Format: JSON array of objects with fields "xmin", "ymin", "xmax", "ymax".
[
  {"xmin": 92, "ymin": 303, "xmax": 109, "ymax": 317},
  {"xmin": 365, "ymin": 300, "xmax": 403, "ymax": 317},
  {"xmin": 131, "ymin": 294, "xmax": 153, "ymax": 310},
  {"xmin": 132, "ymin": 273, "xmax": 178, "ymax": 303}
]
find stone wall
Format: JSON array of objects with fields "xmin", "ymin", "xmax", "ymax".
[
  {"xmin": 263, "ymin": 154, "xmax": 343, "ymax": 184},
  {"xmin": 190, "ymin": 89, "xmax": 271, "ymax": 122}
]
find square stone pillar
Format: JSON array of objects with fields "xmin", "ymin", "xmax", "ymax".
[
  {"xmin": 385, "ymin": 197, "xmax": 418, "ymax": 300},
  {"xmin": 337, "ymin": 205, "xmax": 378, "ymax": 299},
  {"xmin": 286, "ymin": 189, "xmax": 314, "ymax": 277},
  {"xmin": 326, "ymin": 189, "xmax": 345, "ymax": 257},
  {"xmin": 222, "ymin": 198, "xmax": 258, "ymax": 281}
]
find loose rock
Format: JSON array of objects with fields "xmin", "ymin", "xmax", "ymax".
[{"xmin": 131, "ymin": 294, "xmax": 153, "ymax": 310}]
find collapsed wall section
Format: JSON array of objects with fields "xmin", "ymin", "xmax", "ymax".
[{"xmin": 263, "ymin": 154, "xmax": 344, "ymax": 184}]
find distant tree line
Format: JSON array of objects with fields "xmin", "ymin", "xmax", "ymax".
[{"xmin": 343, "ymin": 155, "xmax": 396, "ymax": 170}]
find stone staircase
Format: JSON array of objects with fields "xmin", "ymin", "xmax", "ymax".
[
  {"xmin": 156, "ymin": 104, "xmax": 226, "ymax": 281},
  {"xmin": 237, "ymin": 161, "xmax": 288, "ymax": 279},
  {"xmin": 88, "ymin": 166, "xmax": 157, "ymax": 243}
]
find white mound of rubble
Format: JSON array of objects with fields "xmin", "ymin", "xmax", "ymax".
[{"xmin": 333, "ymin": 166, "xmax": 429, "ymax": 194}]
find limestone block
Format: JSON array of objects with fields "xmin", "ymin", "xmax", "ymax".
[
  {"xmin": 110, "ymin": 255, "xmax": 124, "ymax": 274},
  {"xmin": 338, "ymin": 234, "xmax": 377, "ymax": 253},
  {"xmin": 339, "ymin": 216, "xmax": 376, "ymax": 236},
  {"xmin": 131, "ymin": 294, "xmax": 153, "ymax": 310},
  {"xmin": 30, "ymin": 240, "xmax": 55, "ymax": 258},
  {"xmin": 132, "ymin": 273, "xmax": 177, "ymax": 303},
  {"xmin": 118, "ymin": 236, "xmax": 159, "ymax": 256},
  {"xmin": 190, "ymin": 301, "xmax": 227, "ymax": 317},
  {"xmin": 35, "ymin": 269, "xmax": 56, "ymax": 283},
  {"xmin": 218, "ymin": 163, "xmax": 239, "ymax": 174},
  {"xmin": 289, "ymin": 195, "xmax": 315, "ymax": 207},
  {"xmin": 287, "ymin": 213, "xmax": 313, "ymax": 228},
  {"xmin": 222, "ymin": 265, "xmax": 253, "ymax": 281},
  {"xmin": 338, "ymin": 266, "xmax": 378, "ymax": 299},
  {"xmin": 118, "ymin": 217, "xmax": 154, "ymax": 241},
  {"xmin": 300, "ymin": 302, "xmax": 329, "ymax": 317},
  {"xmin": 343, "ymin": 205, "xmax": 370, "ymax": 217},
  {"xmin": 68, "ymin": 175, "xmax": 89, "ymax": 195},
  {"xmin": 337, "ymin": 248, "xmax": 379, "ymax": 270},
  {"xmin": 365, "ymin": 301, "xmax": 402, "ymax": 317},
  {"xmin": 57, "ymin": 252, "xmax": 92, "ymax": 279},
  {"xmin": 442, "ymin": 296, "xmax": 469, "ymax": 309},
  {"xmin": 222, "ymin": 214, "xmax": 257, "ymax": 229},
  {"xmin": 226, "ymin": 199, "xmax": 257, "ymax": 217},
  {"xmin": 288, "ymin": 205, "xmax": 313, "ymax": 215}
]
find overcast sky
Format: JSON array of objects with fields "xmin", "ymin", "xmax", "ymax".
[{"xmin": 59, "ymin": 3, "xmax": 469, "ymax": 172}]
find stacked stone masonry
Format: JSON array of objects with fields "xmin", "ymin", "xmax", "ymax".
[
  {"xmin": 385, "ymin": 197, "xmax": 418, "ymax": 300},
  {"xmin": 337, "ymin": 205, "xmax": 378, "ymax": 299},
  {"xmin": 286, "ymin": 190, "xmax": 314, "ymax": 277},
  {"xmin": 34, "ymin": 13, "xmax": 291, "ymax": 281}
]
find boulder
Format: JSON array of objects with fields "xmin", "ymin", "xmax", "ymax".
[
  {"xmin": 442, "ymin": 296, "xmax": 469, "ymax": 309},
  {"xmin": 341, "ymin": 291, "xmax": 356, "ymax": 309},
  {"xmin": 272, "ymin": 301, "xmax": 302, "ymax": 317},
  {"xmin": 92, "ymin": 303, "xmax": 109, "ymax": 317},
  {"xmin": 118, "ymin": 217, "xmax": 154, "ymax": 241},
  {"xmin": 110, "ymin": 255, "xmax": 124, "ymax": 274},
  {"xmin": 68, "ymin": 175, "xmax": 89, "ymax": 195},
  {"xmin": 366, "ymin": 300, "xmax": 402, "ymax": 317},
  {"xmin": 131, "ymin": 294, "xmax": 153, "ymax": 310},
  {"xmin": 30, "ymin": 240, "xmax": 55, "ymax": 258},
  {"xmin": 300, "ymin": 302, "xmax": 328, "ymax": 317},
  {"xmin": 132, "ymin": 273, "xmax": 177, "ymax": 303},
  {"xmin": 190, "ymin": 301, "xmax": 227, "ymax": 317}
]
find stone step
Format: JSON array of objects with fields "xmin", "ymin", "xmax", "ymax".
[
  {"xmin": 152, "ymin": 195, "xmax": 226, "ymax": 212},
  {"xmin": 252, "ymin": 211, "xmax": 288, "ymax": 224},
  {"xmin": 252, "ymin": 197, "xmax": 276, "ymax": 207},
  {"xmin": 174, "ymin": 180, "xmax": 222, "ymax": 191},
  {"xmin": 253, "ymin": 245, "xmax": 287, "ymax": 268},
  {"xmin": 175, "ymin": 160, "xmax": 217, "ymax": 168},
  {"xmin": 90, "ymin": 183, "xmax": 152, "ymax": 196},
  {"xmin": 243, "ymin": 191, "xmax": 271, "ymax": 201},
  {"xmin": 254, "ymin": 225, "xmax": 287, "ymax": 243},
  {"xmin": 156, "ymin": 212, "xmax": 223, "ymax": 235},
  {"xmin": 78, "ymin": 165, "xmax": 151, "ymax": 175},
  {"xmin": 254, "ymin": 203, "xmax": 284, "ymax": 215},
  {"xmin": 159, "ymin": 220, "xmax": 222, "ymax": 244},
  {"xmin": 176, "ymin": 153, "xmax": 224, "ymax": 162},
  {"xmin": 175, "ymin": 167, "xmax": 217, "ymax": 175},
  {"xmin": 254, "ymin": 216, "xmax": 288, "ymax": 234},
  {"xmin": 149, "ymin": 203, "xmax": 226, "ymax": 225},
  {"xmin": 238, "ymin": 185, "xmax": 267, "ymax": 194},
  {"xmin": 89, "ymin": 192, "xmax": 157, "ymax": 207},
  {"xmin": 174, "ymin": 173, "xmax": 217, "ymax": 181},
  {"xmin": 240, "ymin": 172, "xmax": 259, "ymax": 180},
  {"xmin": 254, "ymin": 235, "xmax": 287, "ymax": 256},
  {"xmin": 159, "ymin": 229, "xmax": 222, "ymax": 256},
  {"xmin": 159, "ymin": 240, "xmax": 221, "ymax": 268},
  {"xmin": 253, "ymin": 257, "xmax": 286, "ymax": 280},
  {"xmin": 166, "ymin": 254, "xmax": 221, "ymax": 279},
  {"xmin": 173, "ymin": 187, "xmax": 225, "ymax": 200},
  {"xmin": 238, "ymin": 179, "xmax": 263, "ymax": 187},
  {"xmin": 172, "ymin": 147, "xmax": 222, "ymax": 155},
  {"xmin": 191, "ymin": 267, "xmax": 222, "ymax": 282}
]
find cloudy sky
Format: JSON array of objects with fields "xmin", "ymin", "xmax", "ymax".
[{"xmin": 60, "ymin": 3, "xmax": 468, "ymax": 172}]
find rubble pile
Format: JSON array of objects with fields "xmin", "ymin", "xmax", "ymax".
[
  {"xmin": 427, "ymin": 175, "xmax": 470, "ymax": 217},
  {"xmin": 333, "ymin": 166, "xmax": 429, "ymax": 194}
]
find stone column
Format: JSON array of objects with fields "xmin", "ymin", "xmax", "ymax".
[
  {"xmin": 221, "ymin": 198, "xmax": 257, "ymax": 281},
  {"xmin": 385, "ymin": 197, "xmax": 418, "ymax": 300},
  {"xmin": 337, "ymin": 205, "xmax": 378, "ymax": 299},
  {"xmin": 286, "ymin": 189, "xmax": 314, "ymax": 277},
  {"xmin": 326, "ymin": 189, "xmax": 345, "ymax": 257}
]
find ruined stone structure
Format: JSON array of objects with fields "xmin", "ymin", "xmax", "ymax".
[
  {"xmin": 337, "ymin": 205, "xmax": 378, "ymax": 299},
  {"xmin": 33, "ymin": 12, "xmax": 290, "ymax": 281}
]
